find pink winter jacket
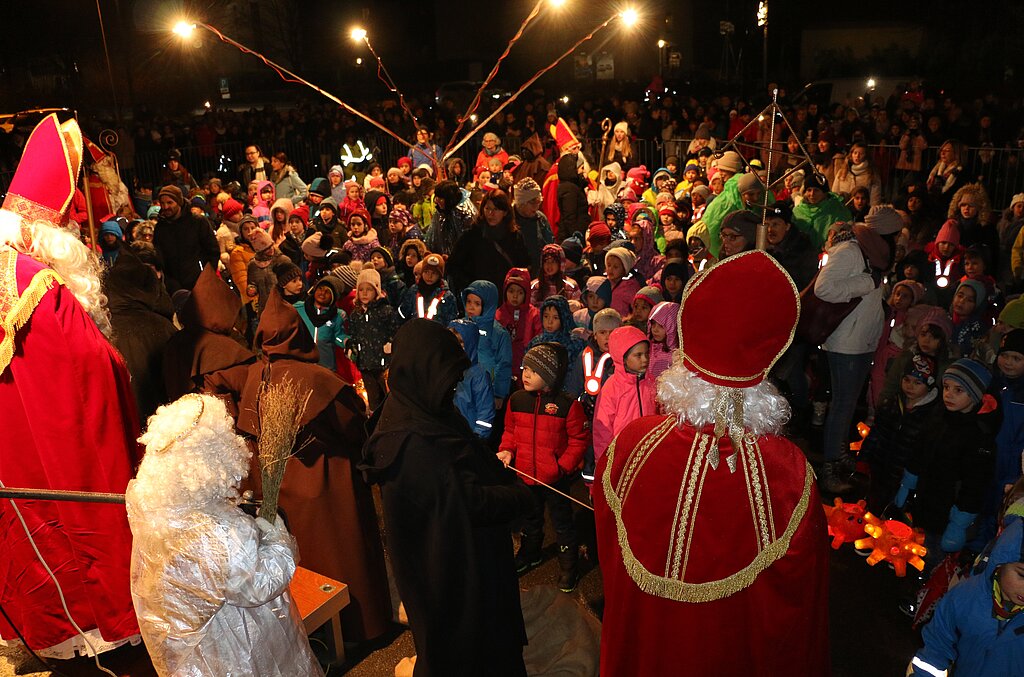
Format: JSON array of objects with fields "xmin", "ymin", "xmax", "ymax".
[
  {"xmin": 608, "ymin": 274, "xmax": 643, "ymax": 316},
  {"xmin": 646, "ymin": 301, "xmax": 680, "ymax": 383},
  {"xmin": 593, "ymin": 326, "xmax": 657, "ymax": 464}
]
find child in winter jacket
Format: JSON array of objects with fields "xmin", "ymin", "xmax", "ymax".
[
  {"xmin": 646, "ymin": 301, "xmax": 680, "ymax": 383},
  {"xmin": 528, "ymin": 295, "xmax": 586, "ymax": 396},
  {"xmin": 245, "ymin": 229, "xmax": 291, "ymax": 318},
  {"xmin": 881, "ymin": 307, "xmax": 954, "ymax": 405},
  {"xmin": 348, "ymin": 268, "xmax": 398, "ymax": 411},
  {"xmin": 572, "ymin": 276, "xmax": 612, "ymax": 341},
  {"xmin": 592, "ymin": 326, "xmax": 657, "ymax": 470},
  {"xmin": 337, "ymin": 181, "xmax": 364, "ymax": 224},
  {"xmin": 926, "ymin": 219, "xmax": 965, "ymax": 308},
  {"xmin": 462, "ymin": 280, "xmax": 513, "ymax": 409},
  {"xmin": 342, "ymin": 209, "xmax": 380, "ymax": 263},
  {"xmin": 910, "ymin": 516, "xmax": 1024, "ymax": 677},
  {"xmin": 294, "ymin": 276, "xmax": 349, "ymax": 371},
  {"xmin": 950, "ymin": 278, "xmax": 991, "ymax": 361},
  {"xmin": 862, "ymin": 353, "xmax": 943, "ymax": 513},
  {"xmin": 448, "ymin": 319, "xmax": 495, "ymax": 439},
  {"xmin": 368, "ymin": 246, "xmax": 407, "ymax": 308},
  {"xmin": 252, "ymin": 180, "xmax": 275, "ymax": 227},
  {"xmin": 496, "ymin": 268, "xmax": 541, "ymax": 387},
  {"xmin": 498, "ymin": 342, "xmax": 588, "ymax": 591},
  {"xmin": 869, "ymin": 280, "xmax": 927, "ymax": 414},
  {"xmin": 604, "ymin": 247, "xmax": 643, "ymax": 316},
  {"xmin": 895, "ymin": 358, "xmax": 998, "ymax": 564},
  {"xmin": 579, "ymin": 308, "xmax": 622, "ymax": 486},
  {"xmin": 397, "ymin": 253, "xmax": 457, "ymax": 326},
  {"xmin": 627, "ymin": 285, "xmax": 662, "ymax": 330},
  {"xmin": 530, "ymin": 244, "xmax": 581, "ymax": 307}
]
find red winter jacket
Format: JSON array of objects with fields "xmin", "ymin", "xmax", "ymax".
[{"xmin": 500, "ymin": 389, "xmax": 588, "ymax": 485}]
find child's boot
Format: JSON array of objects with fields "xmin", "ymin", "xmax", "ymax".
[{"xmin": 557, "ymin": 544, "xmax": 579, "ymax": 592}]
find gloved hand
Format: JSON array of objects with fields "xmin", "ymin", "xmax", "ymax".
[
  {"xmin": 940, "ymin": 506, "xmax": 977, "ymax": 553},
  {"xmin": 894, "ymin": 471, "xmax": 918, "ymax": 508}
]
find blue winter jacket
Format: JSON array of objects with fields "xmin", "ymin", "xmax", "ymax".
[
  {"xmin": 912, "ymin": 516, "xmax": 1024, "ymax": 677},
  {"xmin": 995, "ymin": 375, "xmax": 1024, "ymax": 507},
  {"xmin": 294, "ymin": 300, "xmax": 349, "ymax": 371},
  {"xmin": 449, "ymin": 319, "xmax": 495, "ymax": 439},
  {"xmin": 462, "ymin": 280, "xmax": 513, "ymax": 400}
]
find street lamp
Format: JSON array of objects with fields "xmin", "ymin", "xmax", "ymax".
[
  {"xmin": 620, "ymin": 8, "xmax": 639, "ymax": 27},
  {"xmin": 657, "ymin": 39, "xmax": 666, "ymax": 78},
  {"xmin": 757, "ymin": 1, "xmax": 768, "ymax": 92},
  {"xmin": 173, "ymin": 21, "xmax": 196, "ymax": 38},
  {"xmin": 350, "ymin": 27, "xmax": 367, "ymax": 42}
]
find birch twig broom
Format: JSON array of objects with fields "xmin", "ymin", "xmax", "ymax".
[{"xmin": 256, "ymin": 376, "xmax": 312, "ymax": 522}]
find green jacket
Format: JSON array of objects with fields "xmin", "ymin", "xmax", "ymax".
[{"xmin": 792, "ymin": 194, "xmax": 852, "ymax": 250}]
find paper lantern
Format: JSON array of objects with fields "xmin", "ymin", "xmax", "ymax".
[
  {"xmin": 853, "ymin": 512, "xmax": 927, "ymax": 577},
  {"xmin": 823, "ymin": 498, "xmax": 869, "ymax": 549}
]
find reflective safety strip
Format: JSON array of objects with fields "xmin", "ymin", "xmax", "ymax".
[
  {"xmin": 934, "ymin": 259, "xmax": 952, "ymax": 288},
  {"xmin": 581, "ymin": 473, "xmax": 595, "ymax": 482},
  {"xmin": 476, "ymin": 420, "xmax": 493, "ymax": 429},
  {"xmin": 417, "ymin": 295, "xmax": 441, "ymax": 319},
  {"xmin": 583, "ymin": 349, "xmax": 613, "ymax": 396},
  {"xmin": 911, "ymin": 657, "xmax": 947, "ymax": 677}
]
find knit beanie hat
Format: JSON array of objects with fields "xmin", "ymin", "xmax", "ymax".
[
  {"xmin": 221, "ymin": 198, "xmax": 244, "ymax": 220},
  {"xmin": 999, "ymin": 297, "xmax": 1024, "ymax": 329},
  {"xmin": 273, "ymin": 261, "xmax": 302, "ymax": 287},
  {"xmin": 721, "ymin": 209, "xmax": 759, "ymax": 244},
  {"xmin": 541, "ymin": 243, "xmax": 565, "ymax": 264},
  {"xmin": 893, "ymin": 279, "xmax": 926, "ymax": 305},
  {"xmin": 955, "ymin": 278, "xmax": 988, "ymax": 306},
  {"xmin": 250, "ymin": 228, "xmax": 274, "ymax": 253},
  {"xmin": 865, "ymin": 205, "xmax": 904, "ymax": 235},
  {"xmin": 561, "ymin": 237, "xmax": 584, "ymax": 265},
  {"xmin": 605, "ymin": 247, "xmax": 637, "ymax": 273},
  {"xmin": 357, "ymin": 268, "xmax": 386, "ymax": 301},
  {"xmin": 588, "ymin": 222, "xmax": 612, "ymax": 247},
  {"xmin": 691, "ymin": 184, "xmax": 711, "ymax": 200},
  {"xmin": 904, "ymin": 353, "xmax": 937, "ymax": 389},
  {"xmin": 523, "ymin": 342, "xmax": 568, "ymax": 390},
  {"xmin": 331, "ymin": 265, "xmax": 361, "ymax": 294},
  {"xmin": 389, "ymin": 208, "xmax": 411, "ymax": 228},
  {"xmin": 919, "ymin": 306, "xmax": 954, "ymax": 344},
  {"xmin": 592, "ymin": 308, "xmax": 623, "ymax": 333},
  {"xmin": 1000, "ymin": 328, "xmax": 1024, "ymax": 356},
  {"xmin": 943, "ymin": 358, "xmax": 992, "ymax": 406},
  {"xmin": 735, "ymin": 173, "xmax": 764, "ymax": 198},
  {"xmin": 158, "ymin": 185, "xmax": 184, "ymax": 207},
  {"xmin": 936, "ymin": 219, "xmax": 961, "ymax": 246},
  {"xmin": 716, "ymin": 151, "xmax": 744, "ymax": 174},
  {"xmin": 634, "ymin": 285, "xmax": 663, "ymax": 308},
  {"xmin": 371, "ymin": 246, "xmax": 394, "ymax": 268},
  {"xmin": 514, "ymin": 177, "xmax": 542, "ymax": 206},
  {"xmin": 422, "ymin": 253, "xmax": 445, "ymax": 278},
  {"xmin": 683, "ymin": 161, "xmax": 700, "ymax": 174},
  {"xmin": 328, "ymin": 165, "xmax": 343, "ymax": 178},
  {"xmin": 309, "ymin": 178, "xmax": 331, "ymax": 198}
]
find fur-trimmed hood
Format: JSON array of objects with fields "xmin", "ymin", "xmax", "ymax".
[{"xmin": 948, "ymin": 183, "xmax": 992, "ymax": 223}]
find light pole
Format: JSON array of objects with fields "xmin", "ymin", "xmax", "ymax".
[{"xmin": 757, "ymin": 1, "xmax": 768, "ymax": 93}]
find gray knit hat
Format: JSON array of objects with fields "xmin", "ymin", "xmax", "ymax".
[
  {"xmin": 593, "ymin": 308, "xmax": 623, "ymax": 332},
  {"xmin": 523, "ymin": 342, "xmax": 568, "ymax": 390}
]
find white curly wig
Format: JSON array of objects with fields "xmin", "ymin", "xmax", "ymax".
[
  {"xmin": 134, "ymin": 394, "xmax": 251, "ymax": 510},
  {"xmin": 656, "ymin": 358, "xmax": 791, "ymax": 438},
  {"xmin": 0, "ymin": 211, "xmax": 112, "ymax": 338}
]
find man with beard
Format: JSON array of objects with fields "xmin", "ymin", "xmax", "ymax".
[{"xmin": 153, "ymin": 184, "xmax": 219, "ymax": 293}]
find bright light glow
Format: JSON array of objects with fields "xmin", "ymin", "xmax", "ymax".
[
  {"xmin": 469, "ymin": 114, "xmax": 478, "ymax": 123},
  {"xmin": 173, "ymin": 21, "xmax": 196, "ymax": 38},
  {"xmin": 619, "ymin": 8, "xmax": 639, "ymax": 26},
  {"xmin": 757, "ymin": 1, "xmax": 768, "ymax": 27},
  {"xmin": 866, "ymin": 78, "xmax": 877, "ymax": 89},
  {"xmin": 203, "ymin": 101, "xmax": 211, "ymax": 109},
  {"xmin": 549, "ymin": 0, "xmax": 566, "ymax": 6},
  {"xmin": 657, "ymin": 39, "xmax": 666, "ymax": 49},
  {"xmin": 561, "ymin": 95, "xmax": 570, "ymax": 104},
  {"xmin": 350, "ymin": 27, "xmax": 367, "ymax": 41},
  {"xmin": 356, "ymin": 57, "xmax": 363, "ymax": 65}
]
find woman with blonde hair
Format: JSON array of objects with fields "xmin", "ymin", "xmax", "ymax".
[
  {"xmin": 832, "ymin": 142, "xmax": 882, "ymax": 205},
  {"xmin": 927, "ymin": 139, "xmax": 968, "ymax": 209},
  {"xmin": 606, "ymin": 121, "xmax": 635, "ymax": 170}
]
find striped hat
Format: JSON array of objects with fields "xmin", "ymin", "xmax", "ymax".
[
  {"xmin": 942, "ymin": 358, "xmax": 991, "ymax": 407},
  {"xmin": 523, "ymin": 342, "xmax": 567, "ymax": 390}
]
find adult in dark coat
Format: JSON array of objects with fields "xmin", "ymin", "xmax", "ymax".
[
  {"xmin": 104, "ymin": 250, "xmax": 178, "ymax": 420},
  {"xmin": 204, "ymin": 290, "xmax": 392, "ymax": 643},
  {"xmin": 555, "ymin": 154, "xmax": 590, "ymax": 240},
  {"xmin": 361, "ymin": 319, "xmax": 533, "ymax": 676},
  {"xmin": 765, "ymin": 205, "xmax": 819, "ymax": 291},
  {"xmin": 162, "ymin": 266, "xmax": 254, "ymax": 401},
  {"xmin": 153, "ymin": 185, "xmax": 220, "ymax": 292},
  {"xmin": 447, "ymin": 189, "xmax": 531, "ymax": 296}
]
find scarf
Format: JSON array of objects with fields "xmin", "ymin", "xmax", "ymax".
[
  {"xmin": 992, "ymin": 574, "xmax": 1024, "ymax": 621},
  {"xmin": 304, "ymin": 300, "xmax": 338, "ymax": 328}
]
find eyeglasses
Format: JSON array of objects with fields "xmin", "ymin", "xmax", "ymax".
[{"xmin": 720, "ymin": 231, "xmax": 744, "ymax": 241}]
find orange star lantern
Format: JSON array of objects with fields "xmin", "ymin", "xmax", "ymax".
[
  {"xmin": 853, "ymin": 513, "xmax": 928, "ymax": 577},
  {"xmin": 822, "ymin": 498, "xmax": 868, "ymax": 549}
]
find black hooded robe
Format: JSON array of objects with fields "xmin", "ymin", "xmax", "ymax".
[{"xmin": 361, "ymin": 319, "xmax": 533, "ymax": 676}]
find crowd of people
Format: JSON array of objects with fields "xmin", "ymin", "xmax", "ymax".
[{"xmin": 5, "ymin": 82, "xmax": 1024, "ymax": 674}]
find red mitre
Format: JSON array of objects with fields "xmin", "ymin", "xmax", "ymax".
[
  {"xmin": 1, "ymin": 113, "xmax": 83, "ymax": 229},
  {"xmin": 678, "ymin": 250, "xmax": 799, "ymax": 388},
  {"xmin": 549, "ymin": 117, "xmax": 579, "ymax": 152}
]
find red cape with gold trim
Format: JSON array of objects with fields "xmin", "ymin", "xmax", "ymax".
[
  {"xmin": 594, "ymin": 414, "xmax": 830, "ymax": 677},
  {"xmin": 0, "ymin": 248, "xmax": 141, "ymax": 652}
]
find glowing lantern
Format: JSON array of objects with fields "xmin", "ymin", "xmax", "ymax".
[
  {"xmin": 853, "ymin": 512, "xmax": 927, "ymax": 577},
  {"xmin": 823, "ymin": 498, "xmax": 869, "ymax": 549},
  {"xmin": 849, "ymin": 422, "xmax": 870, "ymax": 453}
]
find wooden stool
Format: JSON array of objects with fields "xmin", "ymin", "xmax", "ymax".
[{"xmin": 290, "ymin": 567, "xmax": 350, "ymax": 664}]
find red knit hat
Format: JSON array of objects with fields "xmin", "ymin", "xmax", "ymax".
[
  {"xmin": 587, "ymin": 221, "xmax": 612, "ymax": 246},
  {"xmin": 936, "ymin": 219, "xmax": 960, "ymax": 246},
  {"xmin": 221, "ymin": 198, "xmax": 244, "ymax": 220},
  {"xmin": 1, "ymin": 113, "xmax": 83, "ymax": 230},
  {"xmin": 679, "ymin": 250, "xmax": 798, "ymax": 387}
]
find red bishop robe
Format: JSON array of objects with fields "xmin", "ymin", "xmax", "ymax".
[
  {"xmin": 541, "ymin": 162, "xmax": 560, "ymax": 240},
  {"xmin": 594, "ymin": 414, "xmax": 830, "ymax": 677},
  {"xmin": 0, "ymin": 248, "xmax": 141, "ymax": 654}
]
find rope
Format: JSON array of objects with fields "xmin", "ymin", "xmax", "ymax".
[{"xmin": 506, "ymin": 466, "xmax": 594, "ymax": 512}]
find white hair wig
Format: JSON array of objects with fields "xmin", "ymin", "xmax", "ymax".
[
  {"xmin": 133, "ymin": 395, "xmax": 251, "ymax": 511},
  {"xmin": 0, "ymin": 211, "xmax": 112, "ymax": 338},
  {"xmin": 656, "ymin": 359, "xmax": 791, "ymax": 438}
]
